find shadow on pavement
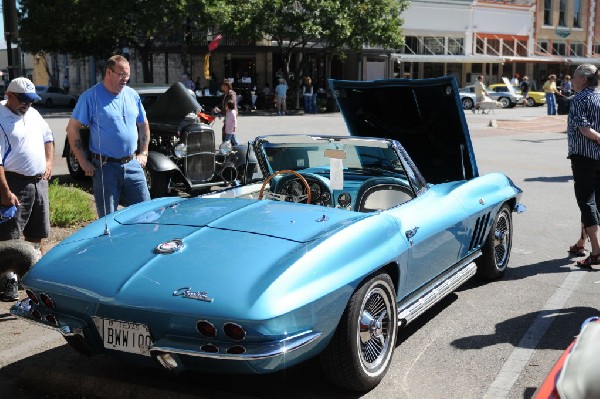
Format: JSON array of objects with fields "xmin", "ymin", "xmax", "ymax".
[{"xmin": 1, "ymin": 342, "xmax": 360, "ymax": 399}]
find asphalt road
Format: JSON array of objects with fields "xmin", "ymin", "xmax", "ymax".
[{"xmin": 1, "ymin": 105, "xmax": 597, "ymax": 398}]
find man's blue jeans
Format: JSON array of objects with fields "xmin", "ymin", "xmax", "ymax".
[{"xmin": 92, "ymin": 158, "xmax": 150, "ymax": 217}]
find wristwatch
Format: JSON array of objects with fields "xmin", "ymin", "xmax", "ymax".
[{"xmin": 140, "ymin": 151, "xmax": 148, "ymax": 156}]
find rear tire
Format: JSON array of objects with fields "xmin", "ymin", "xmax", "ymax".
[
  {"xmin": 476, "ymin": 204, "xmax": 512, "ymax": 280},
  {"xmin": 321, "ymin": 273, "xmax": 397, "ymax": 392},
  {"xmin": 526, "ymin": 97, "xmax": 535, "ymax": 107}
]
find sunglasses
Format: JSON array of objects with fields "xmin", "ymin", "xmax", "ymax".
[{"xmin": 11, "ymin": 92, "xmax": 34, "ymax": 105}]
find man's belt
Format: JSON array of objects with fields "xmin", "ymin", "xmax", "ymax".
[
  {"xmin": 4, "ymin": 170, "xmax": 43, "ymax": 182},
  {"xmin": 92, "ymin": 153, "xmax": 134, "ymax": 164}
]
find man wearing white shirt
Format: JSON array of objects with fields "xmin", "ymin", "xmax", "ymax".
[{"xmin": 0, "ymin": 77, "xmax": 54, "ymax": 301}]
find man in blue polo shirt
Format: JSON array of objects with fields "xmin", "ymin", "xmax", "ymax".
[{"xmin": 66, "ymin": 55, "xmax": 150, "ymax": 217}]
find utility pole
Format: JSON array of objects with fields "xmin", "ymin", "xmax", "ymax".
[{"xmin": 3, "ymin": 0, "xmax": 19, "ymax": 80}]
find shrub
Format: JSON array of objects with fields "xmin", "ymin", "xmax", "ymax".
[{"xmin": 48, "ymin": 179, "xmax": 96, "ymax": 227}]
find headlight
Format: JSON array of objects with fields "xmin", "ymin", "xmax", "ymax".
[{"xmin": 174, "ymin": 143, "xmax": 187, "ymax": 158}]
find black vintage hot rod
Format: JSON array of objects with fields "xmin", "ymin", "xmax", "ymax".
[{"xmin": 62, "ymin": 83, "xmax": 255, "ymax": 198}]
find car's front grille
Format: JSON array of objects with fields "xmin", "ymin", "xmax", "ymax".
[{"xmin": 185, "ymin": 128, "xmax": 215, "ymax": 182}]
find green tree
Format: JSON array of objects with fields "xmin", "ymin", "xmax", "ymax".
[
  {"xmin": 225, "ymin": 0, "xmax": 407, "ymax": 105},
  {"xmin": 18, "ymin": 0, "xmax": 228, "ymax": 83}
]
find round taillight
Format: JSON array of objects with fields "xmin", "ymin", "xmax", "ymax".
[
  {"xmin": 223, "ymin": 322, "xmax": 246, "ymax": 341},
  {"xmin": 45, "ymin": 314, "xmax": 59, "ymax": 326},
  {"xmin": 196, "ymin": 320, "xmax": 217, "ymax": 338},
  {"xmin": 39, "ymin": 293, "xmax": 55, "ymax": 309},
  {"xmin": 25, "ymin": 289, "xmax": 39, "ymax": 305},
  {"xmin": 31, "ymin": 309, "xmax": 42, "ymax": 320},
  {"xmin": 227, "ymin": 345, "xmax": 246, "ymax": 355},
  {"xmin": 200, "ymin": 344, "xmax": 218, "ymax": 353}
]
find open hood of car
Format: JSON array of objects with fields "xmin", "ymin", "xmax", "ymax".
[
  {"xmin": 145, "ymin": 82, "xmax": 201, "ymax": 125},
  {"xmin": 329, "ymin": 76, "xmax": 478, "ymax": 183}
]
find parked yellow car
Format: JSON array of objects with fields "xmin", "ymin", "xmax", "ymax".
[{"xmin": 488, "ymin": 83, "xmax": 546, "ymax": 107}]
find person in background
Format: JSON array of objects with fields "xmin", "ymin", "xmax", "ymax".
[
  {"xmin": 510, "ymin": 73, "xmax": 520, "ymax": 86},
  {"xmin": 66, "ymin": 55, "xmax": 150, "ymax": 217},
  {"xmin": 62, "ymin": 76, "xmax": 70, "ymax": 94},
  {"xmin": 311, "ymin": 80, "xmax": 319, "ymax": 114},
  {"xmin": 262, "ymin": 83, "xmax": 271, "ymax": 96},
  {"xmin": 520, "ymin": 76, "xmax": 530, "ymax": 101},
  {"xmin": 275, "ymin": 78, "xmax": 288, "ymax": 116},
  {"xmin": 302, "ymin": 76, "xmax": 313, "ymax": 114},
  {"xmin": 472, "ymin": 75, "xmax": 490, "ymax": 114},
  {"xmin": 562, "ymin": 75, "xmax": 573, "ymax": 96},
  {"xmin": 0, "ymin": 77, "xmax": 54, "ymax": 301},
  {"xmin": 223, "ymin": 100, "xmax": 238, "ymax": 146},
  {"xmin": 543, "ymin": 74, "xmax": 562, "ymax": 115},
  {"xmin": 566, "ymin": 64, "xmax": 600, "ymax": 267},
  {"xmin": 213, "ymin": 79, "xmax": 237, "ymax": 141}
]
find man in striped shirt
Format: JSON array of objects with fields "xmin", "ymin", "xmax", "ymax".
[{"xmin": 567, "ymin": 64, "xmax": 600, "ymax": 267}]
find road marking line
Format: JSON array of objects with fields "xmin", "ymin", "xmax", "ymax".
[{"xmin": 484, "ymin": 268, "xmax": 585, "ymax": 399}]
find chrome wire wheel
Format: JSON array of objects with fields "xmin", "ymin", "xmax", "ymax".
[
  {"xmin": 358, "ymin": 286, "xmax": 394, "ymax": 373},
  {"xmin": 476, "ymin": 203, "xmax": 513, "ymax": 280},
  {"xmin": 493, "ymin": 208, "xmax": 511, "ymax": 269},
  {"xmin": 321, "ymin": 273, "xmax": 397, "ymax": 391}
]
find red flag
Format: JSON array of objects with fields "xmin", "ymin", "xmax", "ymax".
[{"xmin": 208, "ymin": 34, "xmax": 222, "ymax": 52}]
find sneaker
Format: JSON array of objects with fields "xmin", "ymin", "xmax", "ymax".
[
  {"xmin": 1, "ymin": 278, "xmax": 19, "ymax": 301},
  {"xmin": 471, "ymin": 107, "xmax": 476, "ymax": 114}
]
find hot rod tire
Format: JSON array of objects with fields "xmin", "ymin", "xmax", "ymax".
[
  {"xmin": 147, "ymin": 170, "xmax": 170, "ymax": 199},
  {"xmin": 66, "ymin": 144, "xmax": 86, "ymax": 180},
  {"xmin": 320, "ymin": 273, "xmax": 397, "ymax": 392},
  {"xmin": 476, "ymin": 204, "xmax": 512, "ymax": 280}
]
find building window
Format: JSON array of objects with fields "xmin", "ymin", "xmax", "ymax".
[
  {"xmin": 552, "ymin": 42, "xmax": 566, "ymax": 56},
  {"xmin": 404, "ymin": 36, "xmax": 419, "ymax": 55},
  {"xmin": 447, "ymin": 38, "xmax": 464, "ymax": 55},
  {"xmin": 502, "ymin": 39, "xmax": 515, "ymax": 56},
  {"xmin": 475, "ymin": 37, "xmax": 485, "ymax": 55},
  {"xmin": 538, "ymin": 41, "xmax": 550, "ymax": 54},
  {"xmin": 423, "ymin": 63, "xmax": 444, "ymax": 78},
  {"xmin": 558, "ymin": 0, "xmax": 567, "ymax": 26},
  {"xmin": 516, "ymin": 40, "xmax": 528, "ymax": 56},
  {"xmin": 544, "ymin": 0, "xmax": 552, "ymax": 25},
  {"xmin": 573, "ymin": 0, "xmax": 581, "ymax": 28},
  {"xmin": 423, "ymin": 37, "xmax": 445, "ymax": 55},
  {"xmin": 487, "ymin": 39, "xmax": 500, "ymax": 56},
  {"xmin": 570, "ymin": 43, "xmax": 584, "ymax": 56},
  {"xmin": 594, "ymin": 44, "xmax": 600, "ymax": 55}
]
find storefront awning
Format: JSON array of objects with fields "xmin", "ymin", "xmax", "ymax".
[
  {"xmin": 393, "ymin": 53, "xmax": 600, "ymax": 65},
  {"xmin": 392, "ymin": 54, "xmax": 505, "ymax": 63}
]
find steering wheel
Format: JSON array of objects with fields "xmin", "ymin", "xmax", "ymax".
[{"xmin": 258, "ymin": 170, "xmax": 312, "ymax": 204}]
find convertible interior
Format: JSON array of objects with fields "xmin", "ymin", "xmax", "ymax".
[{"xmin": 208, "ymin": 135, "xmax": 418, "ymax": 213}]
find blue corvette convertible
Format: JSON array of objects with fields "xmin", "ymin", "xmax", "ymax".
[{"xmin": 11, "ymin": 76, "xmax": 524, "ymax": 391}]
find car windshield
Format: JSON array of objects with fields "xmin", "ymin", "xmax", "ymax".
[{"xmin": 256, "ymin": 135, "xmax": 407, "ymax": 178}]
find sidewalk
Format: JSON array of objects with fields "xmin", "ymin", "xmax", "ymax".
[{"xmin": 494, "ymin": 114, "xmax": 568, "ymax": 133}]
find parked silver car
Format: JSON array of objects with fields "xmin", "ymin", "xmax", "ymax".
[
  {"xmin": 459, "ymin": 78, "xmax": 524, "ymax": 108},
  {"xmin": 35, "ymin": 85, "xmax": 78, "ymax": 108}
]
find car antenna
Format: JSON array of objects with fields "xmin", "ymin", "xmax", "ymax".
[{"xmin": 94, "ymin": 86, "xmax": 110, "ymax": 236}]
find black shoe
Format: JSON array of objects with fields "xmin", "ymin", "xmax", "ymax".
[{"xmin": 1, "ymin": 278, "xmax": 19, "ymax": 301}]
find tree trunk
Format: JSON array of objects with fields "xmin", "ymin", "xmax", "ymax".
[{"xmin": 138, "ymin": 48, "xmax": 153, "ymax": 83}]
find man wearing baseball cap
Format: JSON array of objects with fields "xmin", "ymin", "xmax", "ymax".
[{"xmin": 0, "ymin": 77, "xmax": 54, "ymax": 301}]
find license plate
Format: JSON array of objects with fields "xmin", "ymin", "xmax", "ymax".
[{"xmin": 93, "ymin": 317, "xmax": 153, "ymax": 356}]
